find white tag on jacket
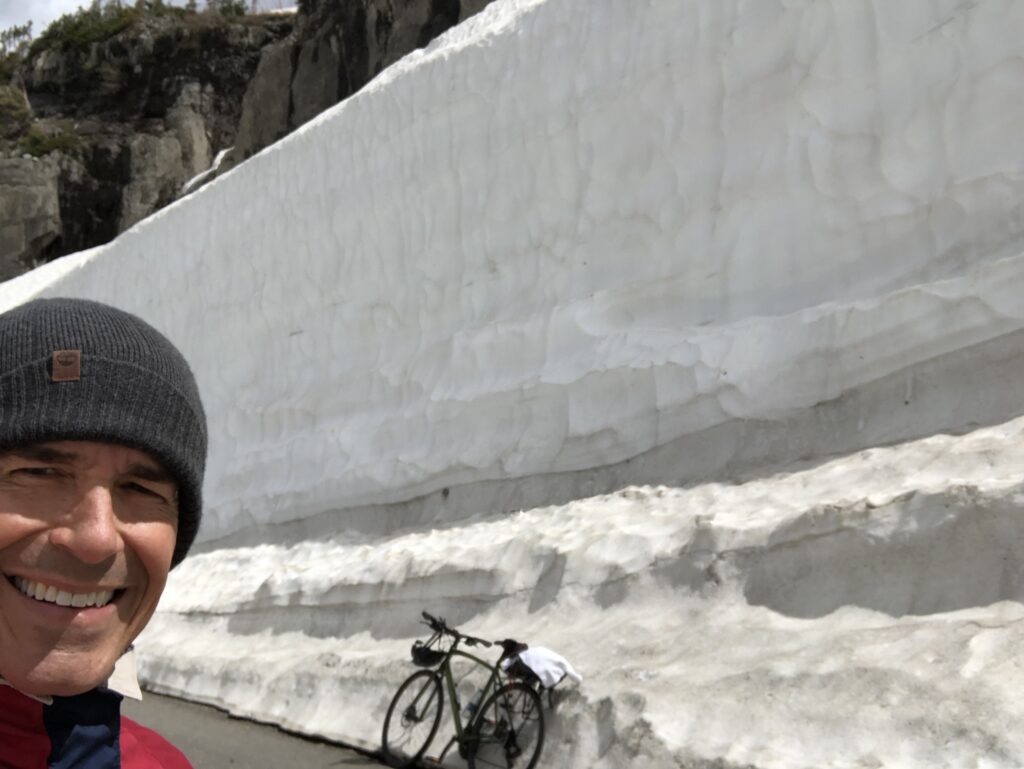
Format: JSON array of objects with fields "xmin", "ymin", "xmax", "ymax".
[{"xmin": 106, "ymin": 647, "xmax": 143, "ymax": 701}]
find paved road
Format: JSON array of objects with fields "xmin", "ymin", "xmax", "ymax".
[{"xmin": 123, "ymin": 691, "xmax": 385, "ymax": 769}]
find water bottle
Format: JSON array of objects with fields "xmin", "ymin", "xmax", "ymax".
[{"xmin": 462, "ymin": 688, "xmax": 482, "ymax": 718}]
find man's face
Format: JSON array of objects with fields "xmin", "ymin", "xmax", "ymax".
[{"xmin": 0, "ymin": 440, "xmax": 178, "ymax": 696}]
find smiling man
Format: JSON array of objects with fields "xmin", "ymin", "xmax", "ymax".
[{"xmin": 0, "ymin": 298, "xmax": 207, "ymax": 768}]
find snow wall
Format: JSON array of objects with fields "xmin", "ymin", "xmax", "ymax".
[{"xmin": 6, "ymin": 0, "xmax": 1024, "ymax": 766}]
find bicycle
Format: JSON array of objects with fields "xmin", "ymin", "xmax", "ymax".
[{"xmin": 381, "ymin": 612, "xmax": 545, "ymax": 769}]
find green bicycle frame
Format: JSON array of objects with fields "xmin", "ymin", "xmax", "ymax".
[{"xmin": 430, "ymin": 642, "xmax": 507, "ymax": 761}]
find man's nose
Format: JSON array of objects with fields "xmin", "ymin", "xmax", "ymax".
[{"xmin": 49, "ymin": 485, "xmax": 120, "ymax": 564}]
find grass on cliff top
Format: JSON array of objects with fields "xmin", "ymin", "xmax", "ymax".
[
  {"xmin": 32, "ymin": 5, "xmax": 141, "ymax": 53},
  {"xmin": 31, "ymin": 0, "xmax": 250, "ymax": 55}
]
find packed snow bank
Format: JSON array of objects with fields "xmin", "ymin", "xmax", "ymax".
[
  {"xmin": 140, "ymin": 417, "xmax": 1024, "ymax": 767},
  {"xmin": 4, "ymin": 0, "xmax": 1024, "ymax": 766}
]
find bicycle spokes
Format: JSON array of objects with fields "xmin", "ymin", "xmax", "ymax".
[
  {"xmin": 468, "ymin": 684, "xmax": 544, "ymax": 769},
  {"xmin": 382, "ymin": 671, "xmax": 444, "ymax": 768}
]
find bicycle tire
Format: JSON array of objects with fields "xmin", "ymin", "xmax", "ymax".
[
  {"xmin": 381, "ymin": 670, "xmax": 444, "ymax": 768},
  {"xmin": 466, "ymin": 682, "xmax": 545, "ymax": 769}
]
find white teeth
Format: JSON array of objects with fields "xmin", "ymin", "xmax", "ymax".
[{"xmin": 11, "ymin": 577, "xmax": 115, "ymax": 608}]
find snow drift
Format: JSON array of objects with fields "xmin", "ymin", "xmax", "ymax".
[{"xmin": 5, "ymin": 0, "xmax": 1024, "ymax": 766}]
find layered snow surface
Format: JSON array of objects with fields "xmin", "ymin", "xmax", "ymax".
[{"xmin": 5, "ymin": 0, "xmax": 1024, "ymax": 765}]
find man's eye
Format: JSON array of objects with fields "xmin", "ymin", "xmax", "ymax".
[
  {"xmin": 14, "ymin": 466, "xmax": 58, "ymax": 477},
  {"xmin": 123, "ymin": 482, "xmax": 166, "ymax": 501}
]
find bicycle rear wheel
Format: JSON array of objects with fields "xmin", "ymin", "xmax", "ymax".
[
  {"xmin": 381, "ymin": 670, "xmax": 444, "ymax": 768},
  {"xmin": 466, "ymin": 682, "xmax": 545, "ymax": 769}
]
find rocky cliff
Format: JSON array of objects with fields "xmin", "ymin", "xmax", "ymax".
[
  {"xmin": 227, "ymin": 0, "xmax": 494, "ymax": 170},
  {"xmin": 0, "ymin": 9, "xmax": 293, "ymax": 279},
  {"xmin": 0, "ymin": 0, "xmax": 495, "ymax": 281}
]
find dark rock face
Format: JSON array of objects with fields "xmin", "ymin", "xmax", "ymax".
[
  {"xmin": 24, "ymin": 17, "xmax": 292, "ymax": 141},
  {"xmin": 0, "ymin": 155, "xmax": 61, "ymax": 279},
  {"xmin": 232, "ymin": 36, "xmax": 295, "ymax": 155},
  {"xmin": 228, "ymin": 0, "xmax": 496, "ymax": 170}
]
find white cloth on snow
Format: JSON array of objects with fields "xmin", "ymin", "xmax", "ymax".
[{"xmin": 501, "ymin": 646, "xmax": 583, "ymax": 688}]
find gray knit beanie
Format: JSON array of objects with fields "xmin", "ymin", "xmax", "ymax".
[{"xmin": 0, "ymin": 298, "xmax": 207, "ymax": 567}]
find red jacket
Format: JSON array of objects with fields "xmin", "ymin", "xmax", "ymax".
[{"xmin": 0, "ymin": 684, "xmax": 192, "ymax": 769}]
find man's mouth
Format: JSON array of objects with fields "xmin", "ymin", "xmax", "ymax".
[{"xmin": 9, "ymin": 576, "xmax": 117, "ymax": 609}]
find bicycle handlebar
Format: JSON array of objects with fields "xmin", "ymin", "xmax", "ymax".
[{"xmin": 421, "ymin": 611, "xmax": 493, "ymax": 648}]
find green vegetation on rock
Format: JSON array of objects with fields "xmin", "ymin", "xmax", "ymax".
[
  {"xmin": 16, "ymin": 122, "xmax": 82, "ymax": 157},
  {"xmin": 0, "ymin": 53, "xmax": 19, "ymax": 85},
  {"xmin": 0, "ymin": 86, "xmax": 30, "ymax": 137}
]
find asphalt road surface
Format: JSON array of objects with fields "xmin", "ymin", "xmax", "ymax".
[{"xmin": 123, "ymin": 691, "xmax": 385, "ymax": 769}]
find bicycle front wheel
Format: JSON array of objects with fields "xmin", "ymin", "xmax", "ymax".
[
  {"xmin": 381, "ymin": 670, "xmax": 444, "ymax": 768},
  {"xmin": 467, "ymin": 682, "xmax": 545, "ymax": 769}
]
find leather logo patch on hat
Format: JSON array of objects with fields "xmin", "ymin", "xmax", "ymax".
[{"xmin": 52, "ymin": 350, "xmax": 81, "ymax": 382}]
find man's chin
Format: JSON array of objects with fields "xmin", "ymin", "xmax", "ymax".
[{"xmin": 4, "ymin": 655, "xmax": 117, "ymax": 698}]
